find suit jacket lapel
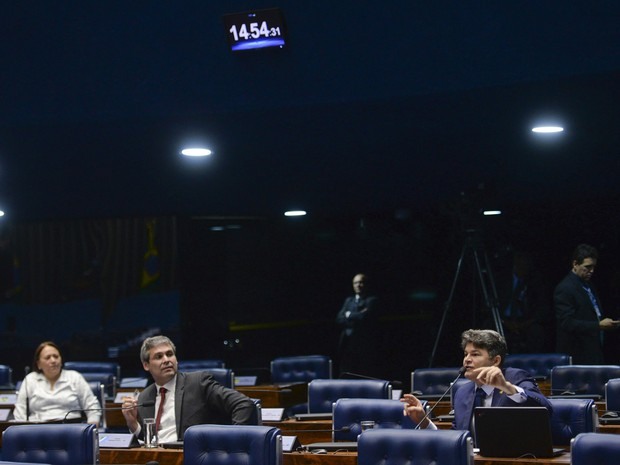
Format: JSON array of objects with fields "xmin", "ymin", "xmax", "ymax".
[{"xmin": 175, "ymin": 372, "xmax": 185, "ymax": 435}]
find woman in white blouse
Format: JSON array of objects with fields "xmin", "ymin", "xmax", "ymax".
[{"xmin": 14, "ymin": 341, "xmax": 101, "ymax": 424}]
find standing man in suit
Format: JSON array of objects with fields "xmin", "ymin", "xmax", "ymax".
[
  {"xmin": 122, "ymin": 335, "xmax": 255, "ymax": 444},
  {"xmin": 555, "ymin": 244, "xmax": 620, "ymax": 364},
  {"xmin": 401, "ymin": 329, "xmax": 551, "ymax": 433},
  {"xmin": 336, "ymin": 273, "xmax": 379, "ymax": 376}
]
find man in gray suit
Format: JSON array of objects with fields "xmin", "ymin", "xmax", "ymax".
[{"xmin": 122, "ymin": 335, "xmax": 254, "ymax": 444}]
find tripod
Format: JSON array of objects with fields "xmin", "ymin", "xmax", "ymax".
[{"xmin": 429, "ymin": 230, "xmax": 504, "ymax": 367}]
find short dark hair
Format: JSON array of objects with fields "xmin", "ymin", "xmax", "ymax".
[
  {"xmin": 572, "ymin": 244, "xmax": 598, "ymax": 265},
  {"xmin": 460, "ymin": 329, "xmax": 507, "ymax": 364},
  {"xmin": 140, "ymin": 335, "xmax": 176, "ymax": 364},
  {"xmin": 33, "ymin": 341, "xmax": 62, "ymax": 373}
]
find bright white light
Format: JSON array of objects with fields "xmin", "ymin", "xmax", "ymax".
[
  {"xmin": 0, "ymin": 211, "xmax": 4, "ymax": 217},
  {"xmin": 532, "ymin": 126, "xmax": 564, "ymax": 133},
  {"xmin": 181, "ymin": 147, "xmax": 213, "ymax": 157},
  {"xmin": 284, "ymin": 210, "xmax": 307, "ymax": 217},
  {"xmin": 482, "ymin": 210, "xmax": 502, "ymax": 216}
]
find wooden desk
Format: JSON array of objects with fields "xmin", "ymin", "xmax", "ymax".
[
  {"xmin": 237, "ymin": 383, "xmax": 307, "ymax": 408},
  {"xmin": 282, "ymin": 451, "xmax": 570, "ymax": 465},
  {"xmin": 101, "ymin": 446, "xmax": 571, "ymax": 465},
  {"xmin": 263, "ymin": 419, "xmax": 332, "ymax": 444},
  {"xmin": 101, "ymin": 447, "xmax": 182, "ymax": 465}
]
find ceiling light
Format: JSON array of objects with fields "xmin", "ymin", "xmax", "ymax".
[
  {"xmin": 284, "ymin": 210, "xmax": 307, "ymax": 217},
  {"xmin": 531, "ymin": 126, "xmax": 564, "ymax": 133},
  {"xmin": 482, "ymin": 210, "xmax": 502, "ymax": 216},
  {"xmin": 181, "ymin": 148, "xmax": 213, "ymax": 157}
]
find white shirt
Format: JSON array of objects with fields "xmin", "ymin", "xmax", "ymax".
[
  {"xmin": 155, "ymin": 377, "xmax": 177, "ymax": 443},
  {"xmin": 14, "ymin": 369, "xmax": 101, "ymax": 423}
]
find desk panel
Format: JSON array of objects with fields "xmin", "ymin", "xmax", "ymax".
[
  {"xmin": 101, "ymin": 446, "xmax": 571, "ymax": 465},
  {"xmin": 237, "ymin": 384, "xmax": 307, "ymax": 408},
  {"xmin": 101, "ymin": 447, "xmax": 183, "ymax": 465},
  {"xmin": 264, "ymin": 419, "xmax": 332, "ymax": 444}
]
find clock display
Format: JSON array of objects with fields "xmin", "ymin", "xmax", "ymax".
[{"xmin": 223, "ymin": 8, "xmax": 287, "ymax": 51}]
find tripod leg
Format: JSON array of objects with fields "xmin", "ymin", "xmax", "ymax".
[
  {"xmin": 429, "ymin": 243, "xmax": 468, "ymax": 367},
  {"xmin": 472, "ymin": 247, "xmax": 505, "ymax": 337}
]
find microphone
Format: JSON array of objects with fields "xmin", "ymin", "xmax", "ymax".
[
  {"xmin": 63, "ymin": 400, "xmax": 155, "ymax": 422},
  {"xmin": 412, "ymin": 366, "xmax": 466, "ymax": 430},
  {"xmin": 292, "ymin": 426, "xmax": 351, "ymax": 434},
  {"xmin": 340, "ymin": 372, "xmax": 403, "ymax": 390}
]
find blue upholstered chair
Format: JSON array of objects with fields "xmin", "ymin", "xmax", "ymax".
[
  {"xmin": 80, "ymin": 372, "xmax": 116, "ymax": 399},
  {"xmin": 358, "ymin": 428, "xmax": 474, "ymax": 465},
  {"xmin": 410, "ymin": 367, "xmax": 462, "ymax": 397},
  {"xmin": 307, "ymin": 379, "xmax": 392, "ymax": 413},
  {"xmin": 2, "ymin": 423, "xmax": 99, "ymax": 465},
  {"xmin": 64, "ymin": 361, "xmax": 120, "ymax": 378},
  {"xmin": 605, "ymin": 378, "xmax": 620, "ymax": 412},
  {"xmin": 201, "ymin": 368, "xmax": 235, "ymax": 388},
  {"xmin": 271, "ymin": 355, "xmax": 332, "ymax": 415},
  {"xmin": 571, "ymin": 432, "xmax": 620, "ymax": 465},
  {"xmin": 0, "ymin": 364, "xmax": 14, "ymax": 389},
  {"xmin": 550, "ymin": 365, "xmax": 620, "ymax": 398},
  {"xmin": 504, "ymin": 353, "xmax": 571, "ymax": 379},
  {"xmin": 548, "ymin": 398, "xmax": 597, "ymax": 446},
  {"xmin": 270, "ymin": 355, "xmax": 332, "ymax": 383},
  {"xmin": 183, "ymin": 424, "xmax": 282, "ymax": 465},
  {"xmin": 332, "ymin": 398, "xmax": 420, "ymax": 441},
  {"xmin": 87, "ymin": 380, "xmax": 107, "ymax": 429},
  {"xmin": 178, "ymin": 360, "xmax": 226, "ymax": 371}
]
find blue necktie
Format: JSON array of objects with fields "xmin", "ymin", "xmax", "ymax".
[{"xmin": 583, "ymin": 285, "xmax": 601, "ymax": 319}]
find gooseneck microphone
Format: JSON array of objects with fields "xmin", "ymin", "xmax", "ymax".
[
  {"xmin": 412, "ymin": 366, "xmax": 466, "ymax": 430},
  {"xmin": 63, "ymin": 400, "xmax": 155, "ymax": 422}
]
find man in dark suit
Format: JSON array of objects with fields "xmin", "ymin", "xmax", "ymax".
[
  {"xmin": 336, "ymin": 273, "xmax": 379, "ymax": 376},
  {"xmin": 122, "ymin": 335, "xmax": 254, "ymax": 444},
  {"xmin": 401, "ymin": 329, "xmax": 551, "ymax": 434},
  {"xmin": 555, "ymin": 244, "xmax": 620, "ymax": 364}
]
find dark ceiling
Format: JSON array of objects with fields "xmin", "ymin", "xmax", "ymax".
[{"xmin": 2, "ymin": 1, "xmax": 620, "ymax": 221}]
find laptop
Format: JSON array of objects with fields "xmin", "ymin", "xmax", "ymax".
[{"xmin": 474, "ymin": 407, "xmax": 564, "ymax": 458}]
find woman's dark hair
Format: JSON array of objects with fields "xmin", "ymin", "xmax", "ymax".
[{"xmin": 33, "ymin": 341, "xmax": 62, "ymax": 373}]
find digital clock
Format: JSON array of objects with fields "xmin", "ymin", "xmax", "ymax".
[{"xmin": 223, "ymin": 8, "xmax": 287, "ymax": 52}]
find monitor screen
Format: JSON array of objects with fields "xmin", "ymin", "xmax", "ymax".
[{"xmin": 223, "ymin": 8, "xmax": 287, "ymax": 51}]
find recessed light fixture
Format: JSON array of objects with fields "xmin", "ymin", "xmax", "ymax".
[
  {"xmin": 482, "ymin": 210, "xmax": 502, "ymax": 216},
  {"xmin": 181, "ymin": 147, "xmax": 213, "ymax": 157},
  {"xmin": 531, "ymin": 126, "xmax": 564, "ymax": 133},
  {"xmin": 0, "ymin": 210, "xmax": 4, "ymax": 217},
  {"xmin": 284, "ymin": 210, "xmax": 307, "ymax": 217}
]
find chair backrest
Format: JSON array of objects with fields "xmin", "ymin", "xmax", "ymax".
[
  {"xmin": 550, "ymin": 365, "xmax": 620, "ymax": 397},
  {"xmin": 183, "ymin": 424, "xmax": 281, "ymax": 465},
  {"xmin": 81, "ymin": 372, "xmax": 117, "ymax": 399},
  {"xmin": 548, "ymin": 398, "xmax": 597, "ymax": 446},
  {"xmin": 307, "ymin": 379, "xmax": 391, "ymax": 413},
  {"xmin": 332, "ymin": 398, "xmax": 419, "ymax": 441},
  {"xmin": 250, "ymin": 398, "xmax": 262, "ymax": 426},
  {"xmin": 87, "ymin": 380, "xmax": 106, "ymax": 429},
  {"xmin": 571, "ymin": 432, "xmax": 620, "ymax": 465},
  {"xmin": 64, "ymin": 361, "xmax": 120, "ymax": 379},
  {"xmin": 270, "ymin": 355, "xmax": 332, "ymax": 383},
  {"xmin": 605, "ymin": 378, "xmax": 620, "ymax": 412},
  {"xmin": 358, "ymin": 428, "xmax": 474, "ymax": 465},
  {"xmin": 2, "ymin": 423, "xmax": 99, "ymax": 465},
  {"xmin": 0, "ymin": 364, "xmax": 14, "ymax": 389},
  {"xmin": 178, "ymin": 359, "xmax": 226, "ymax": 371},
  {"xmin": 202, "ymin": 368, "xmax": 235, "ymax": 388},
  {"xmin": 504, "ymin": 353, "xmax": 572, "ymax": 379},
  {"xmin": 411, "ymin": 367, "xmax": 461, "ymax": 396}
]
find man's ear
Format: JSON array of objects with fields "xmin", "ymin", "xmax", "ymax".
[
  {"xmin": 142, "ymin": 361, "xmax": 150, "ymax": 372},
  {"xmin": 492, "ymin": 355, "xmax": 502, "ymax": 367}
]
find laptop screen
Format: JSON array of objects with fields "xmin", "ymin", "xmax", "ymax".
[{"xmin": 474, "ymin": 407, "xmax": 563, "ymax": 458}]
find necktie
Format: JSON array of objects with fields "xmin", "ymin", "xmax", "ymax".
[
  {"xmin": 155, "ymin": 387, "xmax": 167, "ymax": 431},
  {"xmin": 474, "ymin": 387, "xmax": 486, "ymax": 408},
  {"xmin": 583, "ymin": 285, "xmax": 601, "ymax": 319}
]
